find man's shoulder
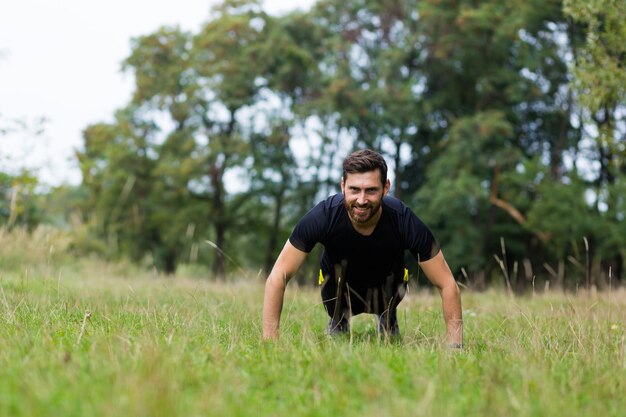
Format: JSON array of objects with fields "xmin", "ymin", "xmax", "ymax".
[
  {"xmin": 382, "ymin": 195, "xmax": 410, "ymax": 215},
  {"xmin": 290, "ymin": 193, "xmax": 345, "ymax": 251},
  {"xmin": 316, "ymin": 193, "xmax": 344, "ymax": 212},
  {"xmin": 300, "ymin": 193, "xmax": 344, "ymax": 224}
]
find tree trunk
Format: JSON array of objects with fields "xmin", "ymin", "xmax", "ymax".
[
  {"xmin": 164, "ymin": 251, "xmax": 177, "ymax": 275},
  {"xmin": 208, "ymin": 109, "xmax": 237, "ymax": 281},
  {"xmin": 393, "ymin": 139, "xmax": 402, "ymax": 198},
  {"xmin": 550, "ymin": 93, "xmax": 571, "ymax": 180},
  {"xmin": 212, "ymin": 219, "xmax": 226, "ymax": 280},
  {"xmin": 615, "ymin": 253, "xmax": 623, "ymax": 283},
  {"xmin": 210, "ymin": 157, "xmax": 227, "ymax": 281},
  {"xmin": 490, "ymin": 164, "xmax": 550, "ymax": 243}
]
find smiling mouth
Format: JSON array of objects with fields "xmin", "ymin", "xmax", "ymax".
[{"xmin": 351, "ymin": 206, "xmax": 371, "ymax": 218}]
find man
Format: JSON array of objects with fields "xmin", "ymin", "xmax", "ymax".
[{"xmin": 262, "ymin": 149, "xmax": 463, "ymax": 347}]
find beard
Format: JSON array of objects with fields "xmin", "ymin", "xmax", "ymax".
[{"xmin": 343, "ymin": 194, "xmax": 381, "ymax": 224}]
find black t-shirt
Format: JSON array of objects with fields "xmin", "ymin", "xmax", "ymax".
[{"xmin": 289, "ymin": 194, "xmax": 440, "ymax": 290}]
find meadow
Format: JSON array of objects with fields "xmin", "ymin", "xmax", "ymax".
[{"xmin": 1, "ymin": 228, "xmax": 625, "ymax": 416}]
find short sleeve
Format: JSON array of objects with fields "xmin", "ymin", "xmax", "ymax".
[
  {"xmin": 289, "ymin": 201, "xmax": 328, "ymax": 253},
  {"xmin": 401, "ymin": 206, "xmax": 440, "ymax": 263}
]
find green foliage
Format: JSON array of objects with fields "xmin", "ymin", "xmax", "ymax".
[
  {"xmin": 63, "ymin": 0, "xmax": 625, "ymax": 285},
  {"xmin": 563, "ymin": 0, "xmax": 626, "ymax": 280},
  {"xmin": 564, "ymin": 0, "xmax": 626, "ymax": 113},
  {"xmin": 77, "ymin": 2, "xmax": 305, "ymax": 276},
  {"xmin": 193, "ymin": 1, "xmax": 270, "ymax": 111},
  {"xmin": 594, "ymin": 178, "xmax": 626, "ymax": 259},
  {"xmin": 0, "ymin": 171, "xmax": 42, "ymax": 230},
  {"xmin": 526, "ymin": 177, "xmax": 592, "ymax": 256},
  {"xmin": 304, "ymin": 0, "xmax": 427, "ymax": 196},
  {"xmin": 413, "ymin": 0, "xmax": 573, "ymax": 275}
]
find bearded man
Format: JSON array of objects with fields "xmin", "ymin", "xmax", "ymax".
[{"xmin": 262, "ymin": 149, "xmax": 463, "ymax": 348}]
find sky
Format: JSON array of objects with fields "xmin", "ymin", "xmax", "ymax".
[{"xmin": 0, "ymin": 0, "xmax": 314, "ymax": 186}]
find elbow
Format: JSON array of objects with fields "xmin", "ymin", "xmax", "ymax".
[
  {"xmin": 439, "ymin": 280, "xmax": 460, "ymax": 298},
  {"xmin": 448, "ymin": 281, "xmax": 461, "ymax": 297},
  {"xmin": 449, "ymin": 280, "xmax": 460, "ymax": 294},
  {"xmin": 266, "ymin": 269, "xmax": 288, "ymax": 291}
]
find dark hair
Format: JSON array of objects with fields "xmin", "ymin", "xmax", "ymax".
[{"xmin": 342, "ymin": 149, "xmax": 388, "ymax": 185}]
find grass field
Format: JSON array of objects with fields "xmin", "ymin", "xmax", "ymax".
[{"xmin": 1, "ymin": 229, "xmax": 625, "ymax": 416}]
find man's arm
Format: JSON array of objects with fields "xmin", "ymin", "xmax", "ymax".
[
  {"xmin": 419, "ymin": 250, "xmax": 463, "ymax": 347},
  {"xmin": 262, "ymin": 240, "xmax": 309, "ymax": 340}
]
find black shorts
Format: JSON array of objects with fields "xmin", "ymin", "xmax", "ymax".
[{"xmin": 320, "ymin": 270, "xmax": 407, "ymax": 319}]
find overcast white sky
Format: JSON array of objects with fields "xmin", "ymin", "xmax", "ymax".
[{"xmin": 0, "ymin": 0, "xmax": 314, "ymax": 186}]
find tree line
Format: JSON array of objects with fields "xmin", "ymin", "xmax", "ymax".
[{"xmin": 2, "ymin": 0, "xmax": 624, "ymax": 289}]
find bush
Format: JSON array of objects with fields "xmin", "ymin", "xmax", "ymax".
[{"xmin": 0, "ymin": 226, "xmax": 72, "ymax": 273}]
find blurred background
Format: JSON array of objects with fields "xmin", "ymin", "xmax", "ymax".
[{"xmin": 1, "ymin": 0, "xmax": 624, "ymax": 290}]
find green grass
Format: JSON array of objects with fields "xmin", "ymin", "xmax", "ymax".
[
  {"xmin": 1, "ymin": 228, "xmax": 625, "ymax": 416},
  {"xmin": 1, "ymin": 260, "xmax": 625, "ymax": 417}
]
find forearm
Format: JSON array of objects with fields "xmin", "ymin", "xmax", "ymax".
[
  {"xmin": 262, "ymin": 273, "xmax": 287, "ymax": 340},
  {"xmin": 440, "ymin": 284, "xmax": 463, "ymax": 346}
]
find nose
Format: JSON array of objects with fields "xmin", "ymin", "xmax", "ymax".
[{"xmin": 356, "ymin": 191, "xmax": 367, "ymax": 206}]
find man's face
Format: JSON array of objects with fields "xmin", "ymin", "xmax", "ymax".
[{"xmin": 341, "ymin": 170, "xmax": 390, "ymax": 225}]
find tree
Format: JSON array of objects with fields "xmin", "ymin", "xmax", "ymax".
[
  {"xmin": 302, "ymin": 0, "xmax": 428, "ymax": 198},
  {"xmin": 0, "ymin": 171, "xmax": 40, "ymax": 229},
  {"xmin": 78, "ymin": 0, "xmax": 310, "ymax": 277},
  {"xmin": 77, "ymin": 109, "xmax": 162, "ymax": 265},
  {"xmin": 1, "ymin": 115, "xmax": 47, "ymax": 230},
  {"xmin": 564, "ymin": 0, "xmax": 626, "ymax": 281},
  {"xmin": 410, "ymin": 0, "xmax": 582, "ymax": 286},
  {"xmin": 72, "ymin": 0, "xmax": 623, "ymax": 287}
]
